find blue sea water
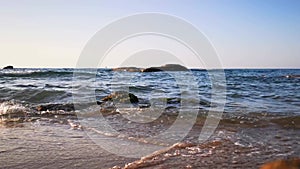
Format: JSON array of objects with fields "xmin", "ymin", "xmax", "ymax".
[
  {"xmin": 1, "ymin": 68, "xmax": 300, "ymax": 168},
  {"xmin": 0, "ymin": 68, "xmax": 299, "ymax": 115}
]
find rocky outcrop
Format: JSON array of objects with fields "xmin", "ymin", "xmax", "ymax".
[
  {"xmin": 96, "ymin": 91, "xmax": 139, "ymax": 115},
  {"xmin": 112, "ymin": 67, "xmax": 142, "ymax": 72},
  {"xmin": 100, "ymin": 91, "xmax": 139, "ymax": 104},
  {"xmin": 142, "ymin": 67, "xmax": 162, "ymax": 72},
  {"xmin": 3, "ymin": 65, "xmax": 13, "ymax": 69},
  {"xmin": 142, "ymin": 64, "xmax": 188, "ymax": 72},
  {"xmin": 112, "ymin": 64, "xmax": 189, "ymax": 73},
  {"xmin": 98, "ymin": 91, "xmax": 153, "ymax": 112}
]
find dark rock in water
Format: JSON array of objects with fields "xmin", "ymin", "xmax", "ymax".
[
  {"xmin": 36, "ymin": 103, "xmax": 75, "ymax": 112},
  {"xmin": 142, "ymin": 67, "xmax": 162, "ymax": 72},
  {"xmin": 99, "ymin": 91, "xmax": 152, "ymax": 111},
  {"xmin": 3, "ymin": 65, "xmax": 13, "ymax": 69},
  {"xmin": 142, "ymin": 64, "xmax": 188, "ymax": 72},
  {"xmin": 98, "ymin": 91, "xmax": 154, "ymax": 114},
  {"xmin": 260, "ymin": 158, "xmax": 300, "ymax": 169},
  {"xmin": 101, "ymin": 91, "xmax": 139, "ymax": 104},
  {"xmin": 166, "ymin": 97, "xmax": 181, "ymax": 105},
  {"xmin": 112, "ymin": 67, "xmax": 142, "ymax": 72}
]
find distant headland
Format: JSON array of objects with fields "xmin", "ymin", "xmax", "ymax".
[
  {"xmin": 3, "ymin": 65, "xmax": 14, "ymax": 69},
  {"xmin": 112, "ymin": 64, "xmax": 189, "ymax": 72}
]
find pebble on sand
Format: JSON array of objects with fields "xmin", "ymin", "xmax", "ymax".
[{"xmin": 260, "ymin": 158, "xmax": 300, "ymax": 169}]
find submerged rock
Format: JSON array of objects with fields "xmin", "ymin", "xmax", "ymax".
[
  {"xmin": 98, "ymin": 91, "xmax": 152, "ymax": 112},
  {"xmin": 3, "ymin": 65, "xmax": 13, "ymax": 69},
  {"xmin": 142, "ymin": 64, "xmax": 188, "ymax": 72},
  {"xmin": 101, "ymin": 91, "xmax": 139, "ymax": 104}
]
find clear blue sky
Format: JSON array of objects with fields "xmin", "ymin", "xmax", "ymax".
[{"xmin": 0, "ymin": 0, "xmax": 299, "ymax": 68}]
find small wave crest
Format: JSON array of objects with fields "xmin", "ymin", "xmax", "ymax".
[
  {"xmin": 0, "ymin": 69, "xmax": 73, "ymax": 78},
  {"xmin": 0, "ymin": 101, "xmax": 28, "ymax": 122},
  {"xmin": 0, "ymin": 88, "xmax": 72, "ymax": 104}
]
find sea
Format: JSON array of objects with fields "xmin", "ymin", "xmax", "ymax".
[{"xmin": 0, "ymin": 68, "xmax": 299, "ymax": 169}]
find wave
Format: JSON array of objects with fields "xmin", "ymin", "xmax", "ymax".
[
  {"xmin": 14, "ymin": 84, "xmax": 38, "ymax": 88},
  {"xmin": 0, "ymin": 89, "xmax": 72, "ymax": 104},
  {"xmin": 1, "ymin": 69, "xmax": 299, "ymax": 115},
  {"xmin": 0, "ymin": 68, "xmax": 111, "ymax": 78},
  {"xmin": 0, "ymin": 101, "xmax": 29, "ymax": 123},
  {"xmin": 0, "ymin": 70, "xmax": 73, "ymax": 78},
  {"xmin": 44, "ymin": 84, "xmax": 71, "ymax": 89}
]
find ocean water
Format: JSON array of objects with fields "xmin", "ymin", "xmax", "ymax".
[
  {"xmin": 0, "ymin": 68, "xmax": 299, "ymax": 113},
  {"xmin": 0, "ymin": 68, "xmax": 299, "ymax": 168}
]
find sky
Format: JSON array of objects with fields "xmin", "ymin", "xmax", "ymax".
[{"xmin": 0, "ymin": 0, "xmax": 299, "ymax": 68}]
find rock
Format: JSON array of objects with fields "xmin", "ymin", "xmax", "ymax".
[
  {"xmin": 166, "ymin": 97, "xmax": 181, "ymax": 105},
  {"xmin": 111, "ymin": 64, "xmax": 189, "ymax": 72},
  {"xmin": 142, "ymin": 67, "xmax": 162, "ymax": 72},
  {"xmin": 142, "ymin": 64, "xmax": 188, "ymax": 72},
  {"xmin": 101, "ymin": 91, "xmax": 139, "ymax": 104},
  {"xmin": 112, "ymin": 67, "xmax": 142, "ymax": 72},
  {"xmin": 98, "ymin": 92, "xmax": 152, "ymax": 110},
  {"xmin": 98, "ymin": 91, "xmax": 141, "ymax": 115},
  {"xmin": 260, "ymin": 158, "xmax": 300, "ymax": 169},
  {"xmin": 3, "ymin": 65, "xmax": 13, "ymax": 69}
]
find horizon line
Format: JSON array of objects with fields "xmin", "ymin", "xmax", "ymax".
[{"xmin": 2, "ymin": 66, "xmax": 300, "ymax": 70}]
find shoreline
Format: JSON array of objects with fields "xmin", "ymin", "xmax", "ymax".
[{"xmin": 1, "ymin": 118, "xmax": 299, "ymax": 169}]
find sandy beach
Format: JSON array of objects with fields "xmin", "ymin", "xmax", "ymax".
[
  {"xmin": 0, "ymin": 122, "xmax": 134, "ymax": 169},
  {"xmin": 1, "ymin": 114, "xmax": 299, "ymax": 169}
]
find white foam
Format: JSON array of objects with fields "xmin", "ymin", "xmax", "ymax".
[{"xmin": 0, "ymin": 101, "xmax": 28, "ymax": 117}]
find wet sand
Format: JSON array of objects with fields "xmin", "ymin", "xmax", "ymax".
[
  {"xmin": 0, "ymin": 122, "xmax": 135, "ymax": 169},
  {"xmin": 1, "ymin": 116, "xmax": 299, "ymax": 169}
]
